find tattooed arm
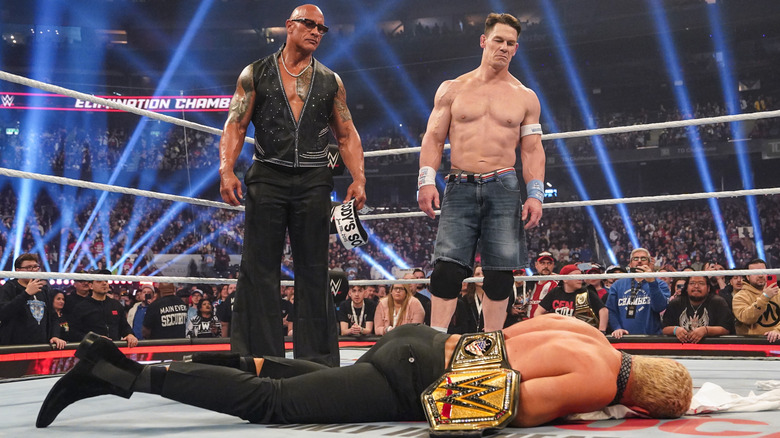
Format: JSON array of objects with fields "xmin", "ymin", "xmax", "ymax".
[
  {"xmin": 219, "ymin": 64, "xmax": 256, "ymax": 206},
  {"xmin": 329, "ymin": 73, "xmax": 366, "ymax": 209}
]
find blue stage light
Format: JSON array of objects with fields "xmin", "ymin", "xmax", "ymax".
[
  {"xmin": 540, "ymin": 0, "xmax": 640, "ymax": 252},
  {"xmin": 512, "ymin": 43, "xmax": 617, "ymax": 266},
  {"xmin": 648, "ymin": 0, "xmax": 735, "ymax": 267},
  {"xmin": 706, "ymin": 3, "xmax": 764, "ymax": 262}
]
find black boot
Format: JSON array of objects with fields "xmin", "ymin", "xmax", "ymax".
[{"xmin": 36, "ymin": 332, "xmax": 144, "ymax": 428}]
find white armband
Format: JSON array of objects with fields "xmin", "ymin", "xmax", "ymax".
[
  {"xmin": 418, "ymin": 166, "xmax": 437, "ymax": 189},
  {"xmin": 520, "ymin": 123, "xmax": 543, "ymax": 137}
]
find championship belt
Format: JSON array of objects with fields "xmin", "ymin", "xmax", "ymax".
[
  {"xmin": 421, "ymin": 331, "xmax": 520, "ymax": 437},
  {"xmin": 574, "ymin": 291, "xmax": 599, "ymax": 328}
]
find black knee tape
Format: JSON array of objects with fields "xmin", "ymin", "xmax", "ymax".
[
  {"xmin": 430, "ymin": 261, "xmax": 470, "ymax": 300},
  {"xmin": 482, "ymin": 270, "xmax": 514, "ymax": 301}
]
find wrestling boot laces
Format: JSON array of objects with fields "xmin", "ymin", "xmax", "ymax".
[{"xmin": 36, "ymin": 332, "xmax": 144, "ymax": 428}]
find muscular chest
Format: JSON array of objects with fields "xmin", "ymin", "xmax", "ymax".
[
  {"xmin": 451, "ymin": 86, "xmax": 526, "ymax": 128},
  {"xmin": 280, "ymin": 69, "xmax": 313, "ymax": 121}
]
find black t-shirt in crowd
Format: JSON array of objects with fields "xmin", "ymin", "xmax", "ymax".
[
  {"xmin": 662, "ymin": 294, "xmax": 734, "ymax": 334},
  {"xmin": 539, "ymin": 285, "xmax": 604, "ymax": 318},
  {"xmin": 336, "ymin": 299, "xmax": 376, "ymax": 329},
  {"xmin": 143, "ymin": 294, "xmax": 188, "ymax": 339},
  {"xmin": 69, "ymin": 296, "xmax": 133, "ymax": 341}
]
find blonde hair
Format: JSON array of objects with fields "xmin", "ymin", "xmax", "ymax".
[
  {"xmin": 630, "ymin": 356, "xmax": 692, "ymax": 418},
  {"xmin": 388, "ymin": 283, "xmax": 412, "ymax": 325}
]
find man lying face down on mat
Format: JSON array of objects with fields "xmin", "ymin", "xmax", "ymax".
[{"xmin": 37, "ymin": 314, "xmax": 692, "ymax": 436}]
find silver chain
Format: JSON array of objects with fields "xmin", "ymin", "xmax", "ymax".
[{"xmin": 280, "ymin": 55, "xmax": 312, "ymax": 78}]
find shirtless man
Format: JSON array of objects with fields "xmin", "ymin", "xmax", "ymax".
[
  {"xmin": 417, "ymin": 13, "xmax": 545, "ymax": 333},
  {"xmin": 37, "ymin": 315, "xmax": 691, "ymax": 431}
]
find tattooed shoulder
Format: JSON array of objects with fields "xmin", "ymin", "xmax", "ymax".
[
  {"xmin": 227, "ymin": 65, "xmax": 255, "ymax": 123},
  {"xmin": 334, "ymin": 78, "xmax": 352, "ymax": 123}
]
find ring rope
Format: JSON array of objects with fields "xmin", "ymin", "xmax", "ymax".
[
  {"xmin": 7, "ymin": 268, "xmax": 779, "ymax": 287},
  {"xmin": 1, "ymin": 71, "xmax": 778, "ymax": 222},
  {"xmin": 0, "ymin": 167, "xmax": 244, "ymax": 211},
  {"xmin": 2, "ymin": 166, "xmax": 779, "ymax": 220},
  {"xmin": 2, "ymin": 70, "xmax": 779, "ymax": 158}
]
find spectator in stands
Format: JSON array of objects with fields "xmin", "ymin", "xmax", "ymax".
[
  {"xmin": 505, "ymin": 269, "xmax": 530, "ymax": 327},
  {"xmin": 459, "ymin": 265, "xmax": 486, "ymax": 332},
  {"xmin": 374, "ymin": 283, "xmax": 425, "ymax": 335},
  {"xmin": 717, "ymin": 270, "xmax": 743, "ymax": 310},
  {"xmin": 374, "ymin": 284, "xmax": 388, "ymax": 302},
  {"xmin": 535, "ymin": 264, "xmax": 608, "ymax": 332},
  {"xmin": 662, "ymin": 275, "xmax": 734, "ymax": 342},
  {"xmin": 410, "ymin": 270, "xmax": 432, "ymax": 325},
  {"xmin": 51, "ymin": 290, "xmax": 76, "ymax": 342},
  {"xmin": 448, "ymin": 281, "xmax": 479, "ymax": 334},
  {"xmin": 214, "ymin": 248, "xmax": 231, "ymax": 277},
  {"xmin": 63, "ymin": 271, "xmax": 91, "ymax": 316},
  {"xmin": 606, "ymin": 248, "xmax": 671, "ymax": 338},
  {"xmin": 143, "ymin": 283, "xmax": 188, "ymax": 340},
  {"xmin": 0, "ymin": 254, "xmax": 66, "ymax": 348},
  {"xmin": 281, "ymin": 286, "xmax": 295, "ymax": 337},
  {"xmin": 604, "ymin": 264, "xmax": 625, "ymax": 290},
  {"xmin": 413, "ymin": 268, "xmax": 430, "ymax": 298},
  {"xmin": 69, "ymin": 269, "xmax": 138, "ymax": 346},
  {"xmin": 732, "ymin": 258, "xmax": 780, "ymax": 343},
  {"xmin": 670, "ymin": 277, "xmax": 687, "ymax": 301},
  {"xmin": 187, "ymin": 289, "xmax": 203, "ymax": 321},
  {"xmin": 337, "ymin": 285, "xmax": 375, "ymax": 336},
  {"xmin": 526, "ymin": 252, "xmax": 558, "ymax": 319},
  {"xmin": 216, "ymin": 283, "xmax": 237, "ymax": 337},
  {"xmin": 364, "ymin": 285, "xmax": 377, "ymax": 303},
  {"xmin": 128, "ymin": 287, "xmax": 153, "ymax": 340},
  {"xmin": 656, "ymin": 265, "xmax": 676, "ymax": 291},
  {"xmin": 583, "ymin": 263, "xmax": 608, "ymax": 303},
  {"xmin": 186, "ymin": 297, "xmax": 222, "ymax": 338}
]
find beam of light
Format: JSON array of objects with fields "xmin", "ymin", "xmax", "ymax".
[
  {"xmin": 10, "ymin": 1, "xmax": 64, "ymax": 265},
  {"xmin": 647, "ymin": 0, "xmax": 734, "ymax": 268},
  {"xmin": 347, "ymin": 0, "xmax": 431, "ymax": 120},
  {"xmin": 706, "ymin": 2, "xmax": 764, "ymax": 263},
  {"xmin": 112, "ymin": 169, "xmax": 218, "ymax": 272},
  {"xmin": 319, "ymin": 2, "xmax": 418, "ymax": 145},
  {"xmin": 62, "ymin": 0, "xmax": 216, "ymax": 271},
  {"xmin": 353, "ymin": 247, "xmax": 395, "ymax": 280},
  {"xmin": 540, "ymin": 0, "xmax": 640, "ymax": 251},
  {"xmin": 512, "ymin": 45, "xmax": 617, "ymax": 265}
]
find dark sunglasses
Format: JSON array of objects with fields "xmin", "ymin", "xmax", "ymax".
[{"xmin": 291, "ymin": 18, "xmax": 329, "ymax": 35}]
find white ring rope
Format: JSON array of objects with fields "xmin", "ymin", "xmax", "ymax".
[
  {"xmin": 3, "ymin": 69, "xmax": 779, "ymax": 157},
  {"xmin": 0, "ymin": 167, "xmax": 244, "ymax": 211},
  {"xmin": 7, "ymin": 268, "xmax": 780, "ymax": 287},
  {"xmin": 1, "ymin": 70, "xmax": 778, "ymax": 222},
  {"xmin": 1, "ymin": 165, "xmax": 778, "ymax": 220}
]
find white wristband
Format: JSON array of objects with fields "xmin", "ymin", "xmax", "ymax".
[{"xmin": 418, "ymin": 166, "xmax": 436, "ymax": 189}]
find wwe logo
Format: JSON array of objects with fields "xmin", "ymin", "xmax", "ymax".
[
  {"xmin": 327, "ymin": 150, "xmax": 339, "ymax": 169},
  {"xmin": 330, "ymin": 278, "xmax": 342, "ymax": 296},
  {"xmin": 1, "ymin": 95, "xmax": 14, "ymax": 107}
]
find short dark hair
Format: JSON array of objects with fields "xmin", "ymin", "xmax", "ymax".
[
  {"xmin": 484, "ymin": 13, "xmax": 522, "ymax": 37},
  {"xmin": 745, "ymin": 258, "xmax": 767, "ymax": 269},
  {"xmin": 198, "ymin": 297, "xmax": 213, "ymax": 312},
  {"xmin": 14, "ymin": 253, "xmax": 40, "ymax": 269}
]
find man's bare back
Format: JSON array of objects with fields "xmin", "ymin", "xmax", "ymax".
[{"xmin": 445, "ymin": 71, "xmax": 538, "ymax": 173}]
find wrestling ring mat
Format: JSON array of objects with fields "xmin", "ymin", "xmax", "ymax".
[{"xmin": 1, "ymin": 344, "xmax": 780, "ymax": 437}]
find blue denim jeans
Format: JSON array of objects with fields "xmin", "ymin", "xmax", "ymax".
[{"xmin": 433, "ymin": 170, "xmax": 528, "ymax": 271}]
